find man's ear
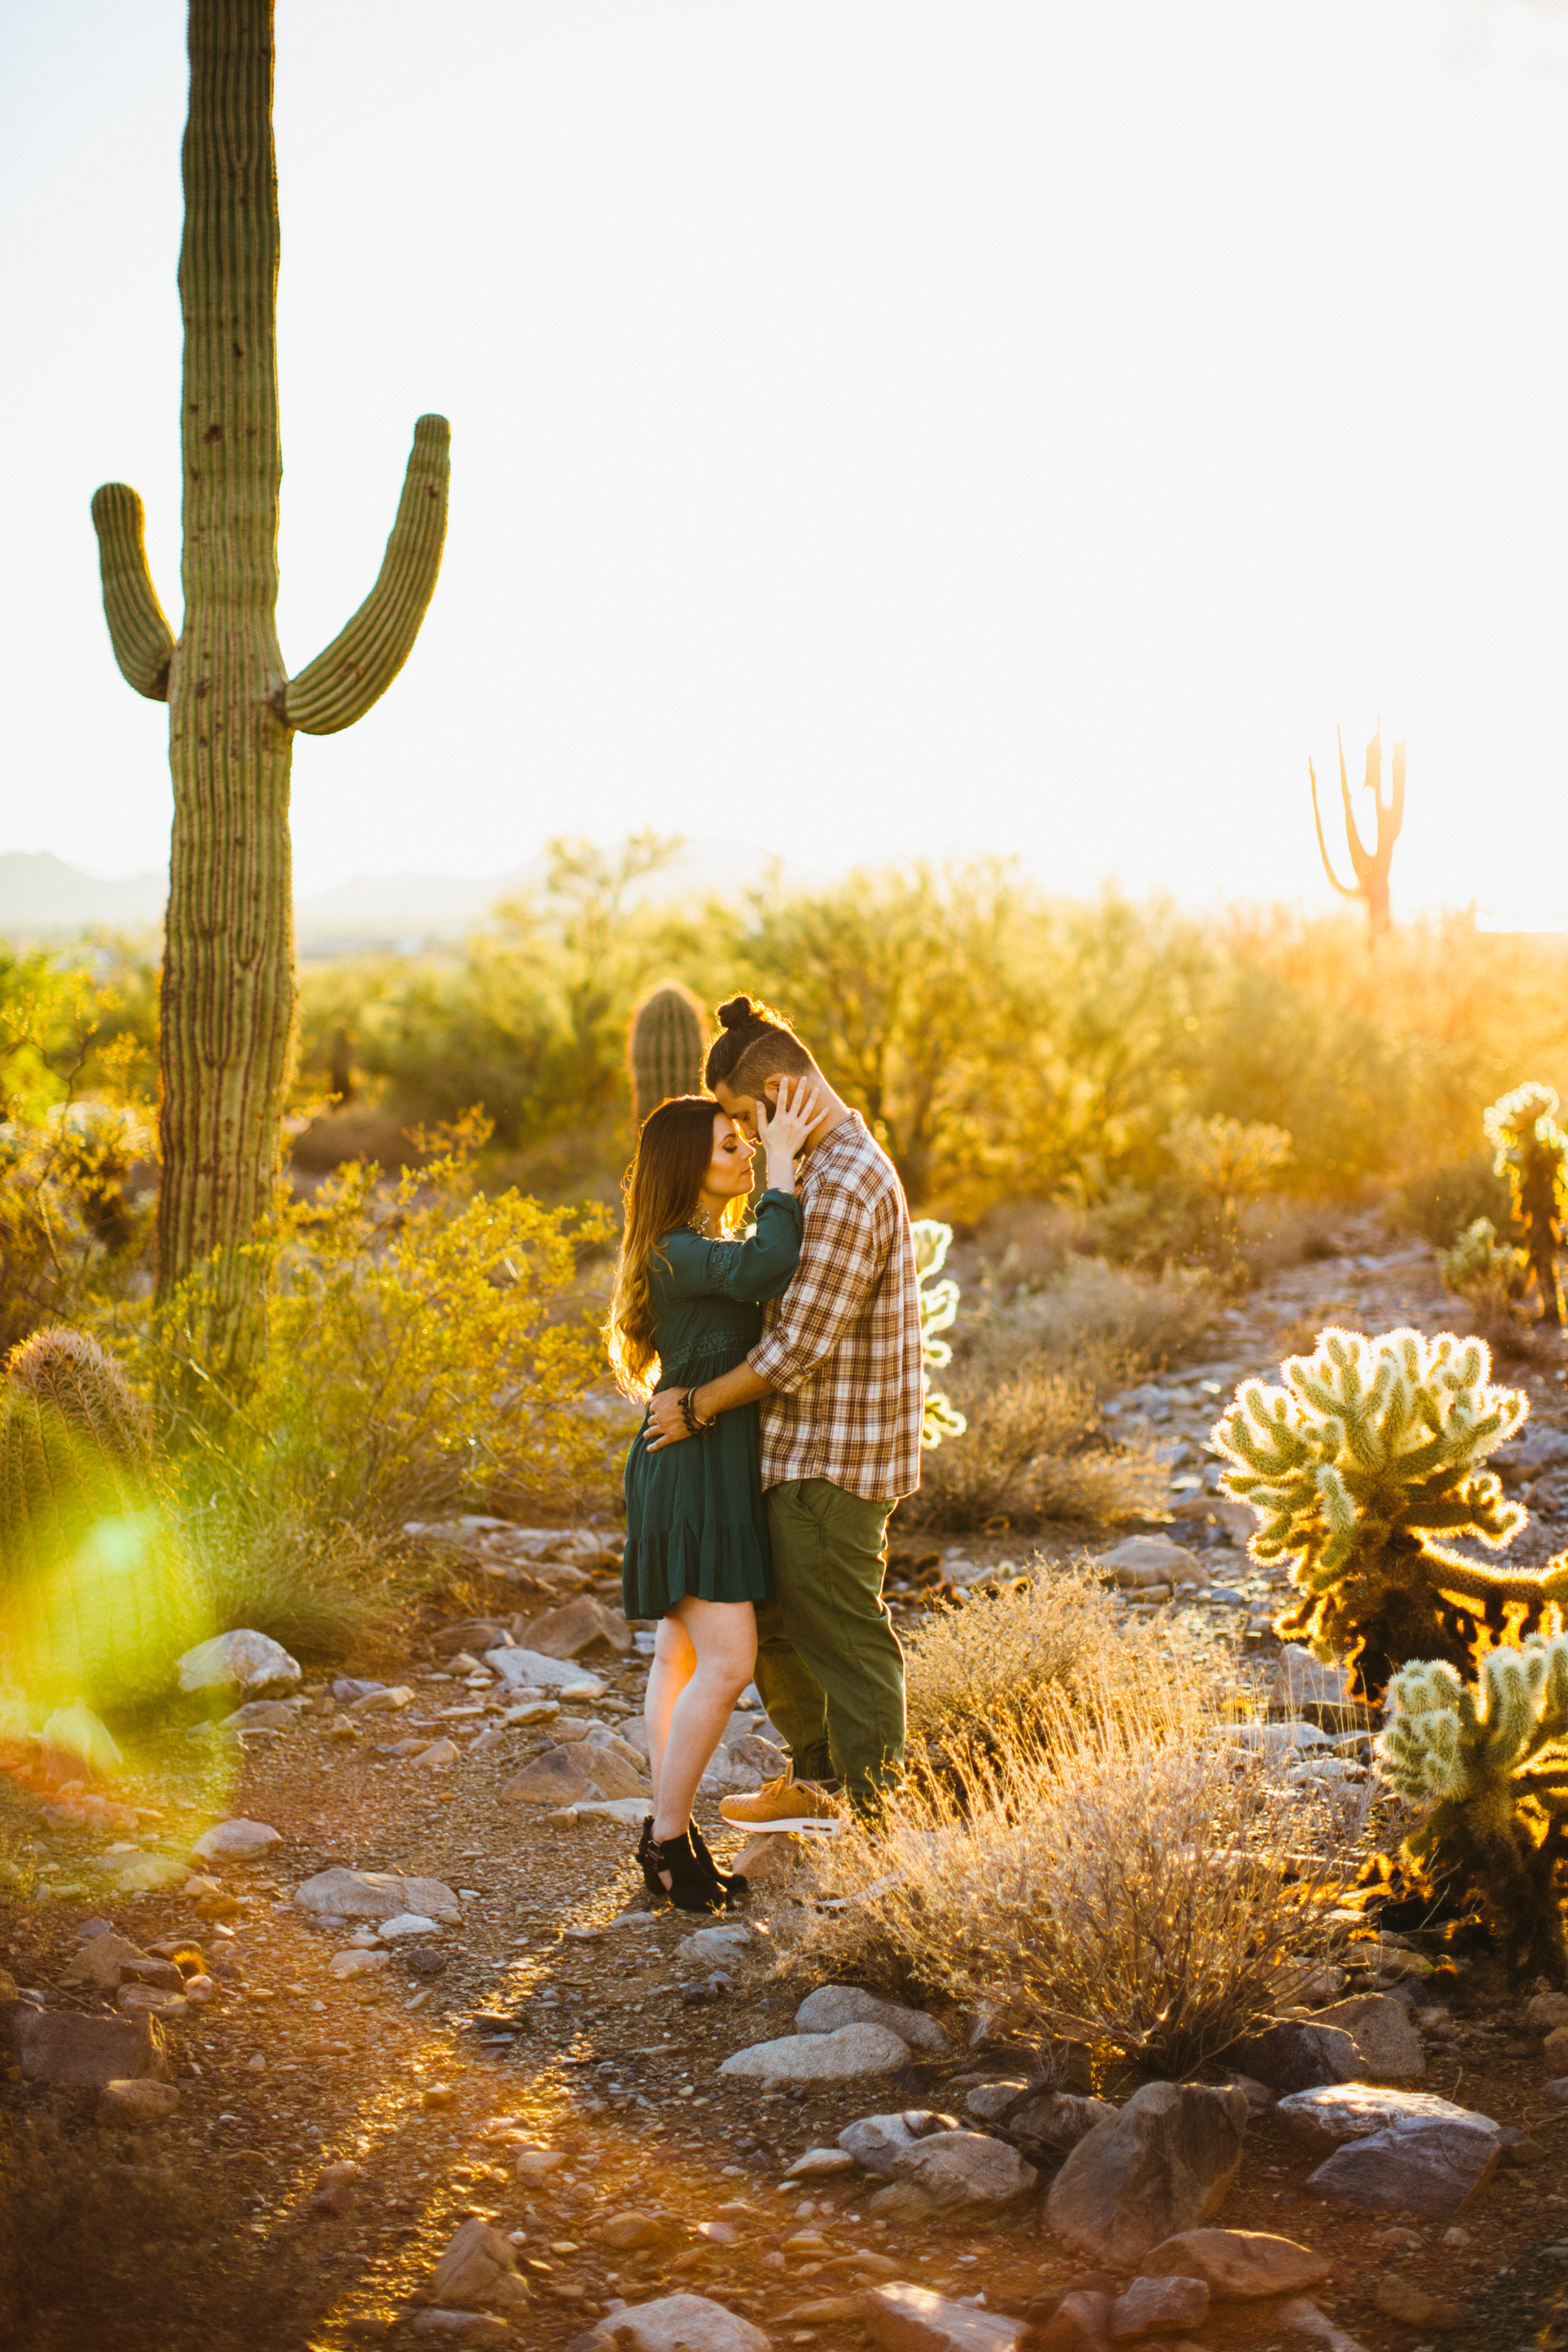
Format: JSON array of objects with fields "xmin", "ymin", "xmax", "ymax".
[{"xmin": 762, "ymin": 1075, "xmax": 783, "ymax": 1104}]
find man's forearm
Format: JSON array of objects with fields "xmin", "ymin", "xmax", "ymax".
[{"xmin": 691, "ymin": 1362, "xmax": 771, "ymax": 1420}]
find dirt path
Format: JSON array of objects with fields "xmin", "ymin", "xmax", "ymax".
[{"xmin": 5, "ymin": 1222, "xmax": 1568, "ymax": 2350}]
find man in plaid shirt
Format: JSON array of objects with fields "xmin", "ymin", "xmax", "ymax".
[{"xmin": 645, "ymin": 995, "xmax": 923, "ymax": 1823}]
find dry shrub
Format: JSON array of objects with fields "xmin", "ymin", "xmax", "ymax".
[
  {"xmin": 903, "ymin": 1559, "xmax": 1166, "ymax": 1757},
  {"xmin": 200, "ymin": 1512, "xmax": 413, "ymax": 1667},
  {"xmin": 0, "ymin": 2111, "xmax": 328, "ymax": 2352},
  {"xmin": 966, "ymin": 1256, "xmax": 1220, "ymax": 1390},
  {"xmin": 801, "ymin": 1674, "xmax": 1339, "ymax": 2078},
  {"xmin": 903, "ymin": 1368, "xmax": 1165, "ymax": 1530}
]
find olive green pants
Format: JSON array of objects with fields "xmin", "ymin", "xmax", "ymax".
[{"xmin": 753, "ymin": 1477, "xmax": 904, "ymax": 1809}]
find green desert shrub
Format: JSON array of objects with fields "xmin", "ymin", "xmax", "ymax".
[
  {"xmin": 1378, "ymin": 1634, "xmax": 1568, "ymax": 1980},
  {"xmin": 1212, "ymin": 1325, "xmax": 1568, "ymax": 1705},
  {"xmin": 0, "ymin": 1102, "xmax": 157, "ymax": 1355},
  {"xmin": 148, "ymin": 1119, "xmax": 625, "ymax": 1555},
  {"xmin": 1394, "ymin": 1152, "xmax": 1513, "ymax": 1248}
]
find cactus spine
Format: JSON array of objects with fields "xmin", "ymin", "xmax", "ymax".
[
  {"xmin": 0, "ymin": 1328, "xmax": 207, "ymax": 1712},
  {"xmin": 629, "ymin": 986, "xmax": 707, "ymax": 1126},
  {"xmin": 89, "ymin": 0, "xmax": 449, "ymax": 1394},
  {"xmin": 1485, "ymin": 1083, "xmax": 1567, "ymax": 1328},
  {"xmin": 1211, "ymin": 1325, "xmax": 1568, "ymax": 1704},
  {"xmin": 1377, "ymin": 1637, "xmax": 1568, "ymax": 1979},
  {"xmin": 1309, "ymin": 725, "xmax": 1406, "ymax": 936}
]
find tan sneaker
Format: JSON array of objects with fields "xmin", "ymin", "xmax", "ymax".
[{"xmin": 719, "ymin": 1765, "xmax": 842, "ymax": 1835}]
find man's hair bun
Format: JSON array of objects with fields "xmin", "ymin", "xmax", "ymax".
[{"xmin": 716, "ymin": 995, "xmax": 763, "ymax": 1031}]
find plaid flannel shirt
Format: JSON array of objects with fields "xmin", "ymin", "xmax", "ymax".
[{"xmin": 748, "ymin": 1111, "xmax": 923, "ymax": 1502}]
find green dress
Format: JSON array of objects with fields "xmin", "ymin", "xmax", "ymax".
[{"xmin": 622, "ymin": 1189, "xmax": 804, "ymax": 1616}]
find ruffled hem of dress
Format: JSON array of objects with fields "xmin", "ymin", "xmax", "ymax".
[{"xmin": 622, "ymin": 1520, "xmax": 771, "ymax": 1613}]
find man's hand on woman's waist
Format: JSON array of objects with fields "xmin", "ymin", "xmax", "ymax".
[{"xmin": 646, "ymin": 1362, "xmax": 772, "ymax": 1452}]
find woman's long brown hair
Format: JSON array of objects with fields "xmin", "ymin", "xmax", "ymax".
[{"xmin": 605, "ymin": 1096, "xmax": 742, "ymax": 1397}]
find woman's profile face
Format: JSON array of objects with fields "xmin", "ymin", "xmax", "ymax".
[{"xmin": 703, "ymin": 1111, "xmax": 756, "ymax": 1199}]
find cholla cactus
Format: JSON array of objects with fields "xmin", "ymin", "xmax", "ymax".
[
  {"xmin": 1438, "ymin": 1216, "xmax": 1528, "ymax": 1307},
  {"xmin": 0, "ymin": 1328, "xmax": 208, "ymax": 1713},
  {"xmin": 1378, "ymin": 1637, "xmax": 1568, "ymax": 1978},
  {"xmin": 1211, "ymin": 1325, "xmax": 1568, "ymax": 1703},
  {"xmin": 913, "ymin": 1219, "xmax": 966, "ymax": 1448},
  {"xmin": 628, "ymin": 986, "xmax": 707, "ymax": 1126},
  {"xmin": 1484, "ymin": 1083, "xmax": 1567, "ymax": 1327},
  {"xmin": 1167, "ymin": 1113, "xmax": 1292, "ymax": 1201}
]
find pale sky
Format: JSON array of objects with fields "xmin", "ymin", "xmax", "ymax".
[{"xmin": 5, "ymin": 0, "xmax": 1568, "ymax": 916}]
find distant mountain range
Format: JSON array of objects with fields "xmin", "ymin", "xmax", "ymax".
[{"xmin": 0, "ymin": 841, "xmax": 818, "ymax": 951}]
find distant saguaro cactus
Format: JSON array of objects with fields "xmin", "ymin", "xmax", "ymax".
[
  {"xmin": 1485, "ymin": 1083, "xmax": 1568, "ymax": 1328},
  {"xmin": 89, "ymin": 0, "xmax": 450, "ymax": 1396},
  {"xmin": 629, "ymin": 987, "xmax": 707, "ymax": 1125},
  {"xmin": 1309, "ymin": 725, "xmax": 1406, "ymax": 936},
  {"xmin": 0, "ymin": 1328, "xmax": 206, "ymax": 1713},
  {"xmin": 1211, "ymin": 1324, "xmax": 1568, "ymax": 1704}
]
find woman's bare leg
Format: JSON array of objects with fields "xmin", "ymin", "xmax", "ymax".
[
  {"xmin": 645, "ymin": 1612, "xmax": 698, "ymax": 1808},
  {"xmin": 652, "ymin": 1596, "xmax": 758, "ymax": 1840}
]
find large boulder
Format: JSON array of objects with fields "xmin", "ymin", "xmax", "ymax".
[
  {"xmin": 1227, "ymin": 2019, "xmax": 1362, "ymax": 2093},
  {"xmin": 1302, "ymin": 2107, "xmax": 1502, "ymax": 2219},
  {"xmin": 485, "ymin": 1645, "xmax": 604, "ymax": 1697},
  {"xmin": 858, "ymin": 2282, "xmax": 1025, "ymax": 2350},
  {"xmin": 838, "ymin": 2112, "xmax": 959, "ymax": 2177},
  {"xmin": 502, "ymin": 1748, "xmax": 605, "ymax": 1807},
  {"xmin": 293, "ymin": 1867, "xmax": 461, "ymax": 1926},
  {"xmin": 191, "ymin": 1818, "xmax": 283, "ymax": 1867},
  {"xmin": 177, "ymin": 1629, "xmax": 300, "ymax": 1699},
  {"xmin": 591, "ymin": 2293, "xmax": 772, "ymax": 2350},
  {"xmin": 867, "ymin": 2131, "xmax": 1037, "ymax": 2220},
  {"xmin": 1142, "ymin": 2227, "xmax": 1332, "ymax": 2298},
  {"xmin": 429, "ymin": 2218, "xmax": 530, "ymax": 2311},
  {"xmin": 1310, "ymin": 1993, "xmax": 1424, "ymax": 2080},
  {"xmin": 797, "ymin": 1984, "xmax": 948, "ymax": 2053},
  {"xmin": 1045, "ymin": 2081, "xmax": 1249, "ymax": 2267},
  {"xmin": 1096, "ymin": 1535, "xmax": 1204, "ymax": 1589},
  {"xmin": 719, "ymin": 2024, "xmax": 910, "ymax": 2084},
  {"xmin": 1108, "ymin": 2276, "xmax": 1209, "ymax": 2338},
  {"xmin": 1008, "ymin": 2090, "xmax": 1119, "ymax": 2151},
  {"xmin": 1276, "ymin": 2082, "xmax": 1490, "ymax": 2159},
  {"xmin": 3, "ymin": 2004, "xmax": 170, "ymax": 2087},
  {"xmin": 516, "ymin": 1596, "xmax": 633, "ymax": 1660}
]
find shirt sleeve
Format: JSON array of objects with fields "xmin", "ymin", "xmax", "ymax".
[
  {"xmin": 657, "ymin": 1191, "xmax": 805, "ymax": 1306},
  {"xmin": 748, "ymin": 1177, "xmax": 890, "ymax": 1394}
]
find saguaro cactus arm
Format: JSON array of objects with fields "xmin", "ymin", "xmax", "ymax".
[
  {"xmin": 89, "ymin": 484, "xmax": 176, "ymax": 701},
  {"xmin": 285, "ymin": 414, "xmax": 451, "ymax": 735},
  {"xmin": 1308, "ymin": 726, "xmax": 1406, "ymax": 931}
]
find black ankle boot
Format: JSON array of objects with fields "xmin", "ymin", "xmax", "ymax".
[
  {"xmin": 688, "ymin": 1817, "xmax": 749, "ymax": 1903},
  {"xmin": 650, "ymin": 1828, "xmax": 741, "ymax": 1914},
  {"xmin": 635, "ymin": 1815, "xmax": 662, "ymax": 1903}
]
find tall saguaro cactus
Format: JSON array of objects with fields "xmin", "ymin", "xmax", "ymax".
[
  {"xmin": 1309, "ymin": 725, "xmax": 1406, "ymax": 936},
  {"xmin": 89, "ymin": 0, "xmax": 449, "ymax": 1393}
]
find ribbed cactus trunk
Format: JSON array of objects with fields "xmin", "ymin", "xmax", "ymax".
[
  {"xmin": 90, "ymin": 0, "xmax": 449, "ymax": 1403},
  {"xmin": 629, "ymin": 985, "xmax": 708, "ymax": 1126},
  {"xmin": 162, "ymin": 0, "xmax": 291, "ymax": 1394}
]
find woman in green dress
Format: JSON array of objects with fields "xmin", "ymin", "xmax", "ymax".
[{"xmin": 607, "ymin": 1080, "xmax": 819, "ymax": 1911}]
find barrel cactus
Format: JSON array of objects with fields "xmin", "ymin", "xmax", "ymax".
[
  {"xmin": 0, "ymin": 1328, "xmax": 207, "ymax": 1714},
  {"xmin": 1484, "ymin": 1083, "xmax": 1568, "ymax": 1327},
  {"xmin": 629, "ymin": 986, "xmax": 707, "ymax": 1125},
  {"xmin": 1377, "ymin": 1636, "xmax": 1568, "ymax": 1979},
  {"xmin": 1211, "ymin": 1325, "xmax": 1568, "ymax": 1704},
  {"xmin": 90, "ymin": 0, "xmax": 450, "ymax": 1396}
]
